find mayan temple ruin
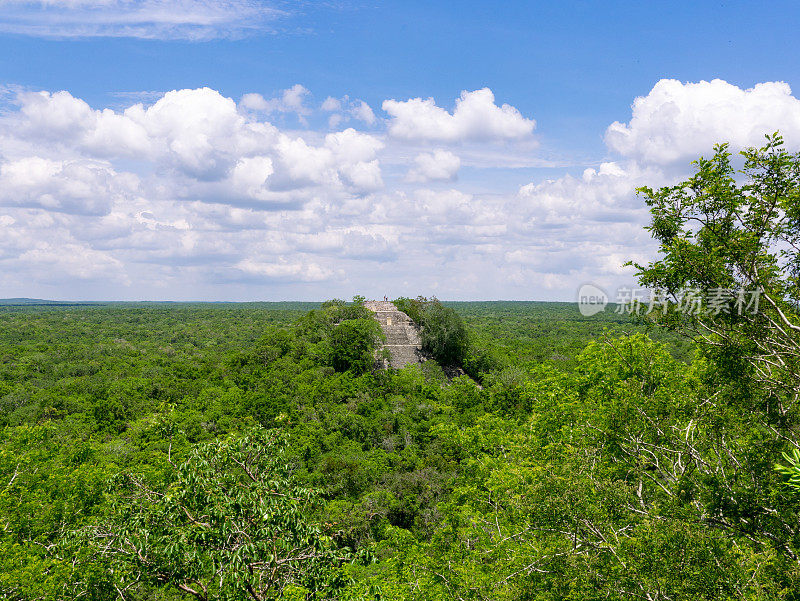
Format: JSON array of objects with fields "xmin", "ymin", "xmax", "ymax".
[{"xmin": 363, "ymin": 300, "xmax": 425, "ymax": 369}]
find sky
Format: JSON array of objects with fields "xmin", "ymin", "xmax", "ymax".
[{"xmin": 1, "ymin": 1, "xmax": 800, "ymax": 301}]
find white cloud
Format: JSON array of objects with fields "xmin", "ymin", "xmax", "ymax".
[
  {"xmin": 516, "ymin": 161, "xmax": 655, "ymax": 226},
  {"xmin": 239, "ymin": 93, "xmax": 271, "ymax": 112},
  {"xmin": 9, "ymin": 87, "xmax": 272, "ymax": 179},
  {"xmin": 240, "ymin": 84, "xmax": 311, "ymax": 119},
  {"xmin": 2, "ymin": 86, "xmax": 385, "ymax": 204},
  {"xmin": 5, "ymin": 78, "xmax": 800, "ymax": 300},
  {"xmin": 229, "ymin": 155, "xmax": 274, "ymax": 198},
  {"xmin": 0, "ymin": 84, "xmax": 398, "ymax": 295},
  {"xmin": 321, "ymin": 96, "xmax": 342, "ymax": 112},
  {"xmin": 339, "ymin": 160, "xmax": 382, "ymax": 192},
  {"xmin": 0, "ymin": 0, "xmax": 285, "ymax": 40},
  {"xmin": 234, "ymin": 258, "xmax": 335, "ymax": 282},
  {"xmin": 382, "ymin": 88, "xmax": 536, "ymax": 143},
  {"xmin": 17, "ymin": 242, "xmax": 127, "ymax": 282},
  {"xmin": 269, "ymin": 128, "xmax": 384, "ymax": 193},
  {"xmin": 496, "ymin": 159, "xmax": 674, "ymax": 293},
  {"xmin": 320, "ymin": 95, "xmax": 377, "ymax": 128},
  {"xmin": 407, "ymin": 149, "xmax": 461, "ymax": 182},
  {"xmin": 325, "ymin": 128, "xmax": 383, "ymax": 163},
  {"xmin": 0, "ymin": 156, "xmax": 138, "ymax": 215},
  {"xmin": 351, "ymin": 100, "xmax": 376, "ymax": 125},
  {"xmin": 134, "ymin": 87, "xmax": 260, "ymax": 178},
  {"xmin": 606, "ymin": 79, "xmax": 800, "ymax": 165}
]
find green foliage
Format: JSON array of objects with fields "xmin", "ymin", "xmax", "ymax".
[
  {"xmin": 451, "ymin": 300, "xmax": 693, "ymax": 371},
  {"xmin": 87, "ymin": 427, "xmax": 353, "ymax": 600},
  {"xmin": 634, "ymin": 133, "xmax": 800, "ymax": 565},
  {"xmin": 393, "ymin": 297, "xmax": 468, "ymax": 366},
  {"xmin": 320, "ymin": 299, "xmax": 373, "ymax": 324},
  {"xmin": 0, "ymin": 423, "xmax": 114, "ymax": 600},
  {"xmin": 2, "ymin": 286, "xmax": 789, "ymax": 599},
  {"xmin": 7, "ymin": 134, "xmax": 800, "ymax": 599},
  {"xmin": 419, "ymin": 302, "xmax": 468, "ymax": 366},
  {"xmin": 392, "ymin": 297, "xmax": 425, "ymax": 325},
  {"xmin": 291, "ymin": 299, "xmax": 385, "ymax": 375},
  {"xmin": 776, "ymin": 448, "xmax": 800, "ymax": 493},
  {"xmin": 328, "ymin": 319, "xmax": 383, "ymax": 374},
  {"xmin": 370, "ymin": 335, "xmax": 799, "ymax": 599},
  {"xmin": 634, "ymin": 134, "xmax": 800, "ymax": 394}
]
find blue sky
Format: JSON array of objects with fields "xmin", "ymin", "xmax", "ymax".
[
  {"xmin": 1, "ymin": 1, "xmax": 800, "ymax": 300},
  {"xmin": 5, "ymin": 2, "xmax": 799, "ymax": 151}
]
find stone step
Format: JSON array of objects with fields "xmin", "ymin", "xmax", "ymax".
[
  {"xmin": 384, "ymin": 326, "xmax": 420, "ymax": 346},
  {"xmin": 364, "ymin": 300, "xmax": 424, "ymax": 369},
  {"xmin": 386, "ymin": 344, "xmax": 423, "ymax": 369}
]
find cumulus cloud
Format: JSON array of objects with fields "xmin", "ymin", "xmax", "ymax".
[
  {"xmin": 5, "ymin": 78, "xmax": 800, "ymax": 300},
  {"xmin": 8, "ymin": 87, "xmax": 271, "ymax": 179},
  {"xmin": 269, "ymin": 128, "xmax": 384, "ymax": 193},
  {"xmin": 407, "ymin": 149, "xmax": 461, "ymax": 182},
  {"xmin": 240, "ymin": 84, "xmax": 311, "ymax": 120},
  {"xmin": 382, "ymin": 88, "xmax": 535, "ymax": 143},
  {"xmin": 0, "ymin": 84, "xmax": 396, "ymax": 295},
  {"xmin": 0, "ymin": 0, "xmax": 286, "ymax": 40},
  {"xmin": 516, "ymin": 161, "xmax": 657, "ymax": 226},
  {"xmin": 321, "ymin": 96, "xmax": 342, "ymax": 112},
  {"xmin": 1, "ymin": 86, "xmax": 385, "ymax": 202},
  {"xmin": 0, "ymin": 157, "xmax": 138, "ymax": 215},
  {"xmin": 320, "ymin": 95, "xmax": 377, "ymax": 129},
  {"xmin": 497, "ymin": 78, "xmax": 800, "ymax": 295},
  {"xmin": 351, "ymin": 101, "xmax": 376, "ymax": 125},
  {"xmin": 606, "ymin": 79, "xmax": 800, "ymax": 165},
  {"xmin": 509, "ymin": 160, "xmax": 662, "ymax": 282}
]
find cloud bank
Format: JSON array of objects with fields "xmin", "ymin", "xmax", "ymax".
[{"xmin": 1, "ymin": 79, "xmax": 799, "ymax": 300}]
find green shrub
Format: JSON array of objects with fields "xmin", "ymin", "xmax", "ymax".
[
  {"xmin": 419, "ymin": 302, "xmax": 468, "ymax": 366},
  {"xmin": 328, "ymin": 319, "xmax": 384, "ymax": 374},
  {"xmin": 394, "ymin": 297, "xmax": 468, "ymax": 366}
]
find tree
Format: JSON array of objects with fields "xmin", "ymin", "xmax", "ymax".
[
  {"xmin": 420, "ymin": 301, "xmax": 468, "ymax": 366},
  {"xmin": 393, "ymin": 297, "xmax": 468, "ymax": 366},
  {"xmin": 634, "ymin": 133, "xmax": 800, "ymax": 409},
  {"xmin": 83, "ymin": 428, "xmax": 353, "ymax": 600},
  {"xmin": 634, "ymin": 134, "xmax": 800, "ymax": 568},
  {"xmin": 391, "ymin": 297, "xmax": 426, "ymax": 325},
  {"xmin": 328, "ymin": 319, "xmax": 383, "ymax": 374},
  {"xmin": 372, "ymin": 335, "xmax": 794, "ymax": 599}
]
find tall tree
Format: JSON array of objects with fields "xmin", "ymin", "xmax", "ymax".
[{"xmin": 634, "ymin": 133, "xmax": 800, "ymax": 565}]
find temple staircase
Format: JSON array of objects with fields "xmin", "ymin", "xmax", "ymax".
[{"xmin": 363, "ymin": 300, "xmax": 425, "ymax": 369}]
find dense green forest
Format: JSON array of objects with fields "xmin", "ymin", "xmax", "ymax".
[
  {"xmin": 0, "ymin": 299, "xmax": 689, "ymax": 600},
  {"xmin": 3, "ymin": 137, "xmax": 800, "ymax": 600}
]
